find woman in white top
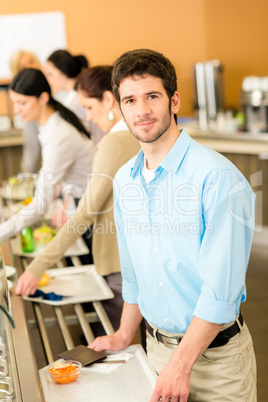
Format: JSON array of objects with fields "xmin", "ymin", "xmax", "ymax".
[
  {"xmin": 0, "ymin": 68, "xmax": 94, "ymax": 243},
  {"xmin": 44, "ymin": 49, "xmax": 105, "ymax": 145}
]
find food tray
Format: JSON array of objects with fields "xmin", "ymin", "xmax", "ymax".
[
  {"xmin": 23, "ymin": 265, "xmax": 114, "ymax": 306},
  {"xmin": 39, "ymin": 344, "xmax": 157, "ymax": 401},
  {"xmin": 10, "ymin": 235, "xmax": 89, "ymax": 258}
]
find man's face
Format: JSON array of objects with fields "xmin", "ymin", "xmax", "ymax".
[{"xmin": 119, "ymin": 74, "xmax": 178, "ymax": 144}]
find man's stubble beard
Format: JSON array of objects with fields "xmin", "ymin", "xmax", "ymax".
[{"xmin": 122, "ymin": 110, "xmax": 173, "ymax": 144}]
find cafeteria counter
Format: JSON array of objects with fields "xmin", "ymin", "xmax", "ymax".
[{"xmin": 2, "ymin": 241, "xmax": 156, "ymax": 401}]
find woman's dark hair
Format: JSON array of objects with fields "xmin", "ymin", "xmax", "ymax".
[
  {"xmin": 75, "ymin": 66, "xmax": 113, "ymax": 101},
  {"xmin": 47, "ymin": 50, "xmax": 88, "ymax": 78},
  {"xmin": 112, "ymin": 49, "xmax": 177, "ymax": 106},
  {"xmin": 9, "ymin": 68, "xmax": 90, "ymax": 139}
]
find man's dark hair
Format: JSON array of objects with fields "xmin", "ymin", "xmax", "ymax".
[{"xmin": 112, "ymin": 49, "xmax": 177, "ymax": 105}]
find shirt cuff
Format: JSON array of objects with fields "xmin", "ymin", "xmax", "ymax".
[
  {"xmin": 193, "ymin": 293, "xmax": 237, "ymax": 324},
  {"xmin": 122, "ymin": 279, "xmax": 139, "ymax": 304}
]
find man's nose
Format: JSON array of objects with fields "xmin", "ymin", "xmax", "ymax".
[{"xmin": 136, "ymin": 99, "xmax": 151, "ymax": 117}]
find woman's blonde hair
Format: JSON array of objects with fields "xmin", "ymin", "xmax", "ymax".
[{"xmin": 9, "ymin": 50, "xmax": 41, "ymax": 76}]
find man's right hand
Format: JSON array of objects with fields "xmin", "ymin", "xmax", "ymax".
[
  {"xmin": 89, "ymin": 302, "xmax": 143, "ymax": 352},
  {"xmin": 88, "ymin": 331, "xmax": 129, "ymax": 352},
  {"xmin": 15, "ymin": 270, "xmax": 40, "ymax": 296}
]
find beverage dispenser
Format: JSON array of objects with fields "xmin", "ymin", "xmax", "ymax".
[{"xmin": 193, "ymin": 60, "xmax": 225, "ymax": 130}]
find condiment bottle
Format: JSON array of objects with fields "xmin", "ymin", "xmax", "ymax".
[{"xmin": 20, "ymin": 227, "xmax": 35, "ymax": 253}]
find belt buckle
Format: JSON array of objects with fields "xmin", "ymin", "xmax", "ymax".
[{"xmin": 159, "ymin": 333, "xmax": 181, "ymax": 348}]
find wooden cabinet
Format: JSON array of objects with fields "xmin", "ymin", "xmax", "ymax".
[{"xmin": 0, "ymin": 129, "xmax": 23, "ymax": 182}]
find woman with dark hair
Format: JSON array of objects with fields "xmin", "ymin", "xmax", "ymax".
[
  {"xmin": 9, "ymin": 49, "xmax": 42, "ymax": 173},
  {"xmin": 44, "ymin": 49, "xmax": 105, "ymax": 145},
  {"xmin": 0, "ymin": 68, "xmax": 94, "ymax": 242},
  {"xmin": 16, "ymin": 66, "xmax": 141, "ymax": 334}
]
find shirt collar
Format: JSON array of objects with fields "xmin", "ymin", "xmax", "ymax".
[{"xmin": 130, "ymin": 129, "xmax": 192, "ymax": 179}]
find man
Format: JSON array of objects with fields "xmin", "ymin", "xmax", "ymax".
[{"xmin": 90, "ymin": 49, "xmax": 257, "ymax": 402}]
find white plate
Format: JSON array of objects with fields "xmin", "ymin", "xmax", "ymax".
[
  {"xmin": 7, "ymin": 280, "xmax": 13, "ymax": 290},
  {"xmin": 5, "ymin": 265, "xmax": 16, "ymax": 278}
]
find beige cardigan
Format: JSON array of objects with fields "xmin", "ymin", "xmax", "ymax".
[{"xmin": 27, "ymin": 129, "xmax": 140, "ymax": 278}]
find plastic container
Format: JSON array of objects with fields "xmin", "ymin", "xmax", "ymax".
[{"xmin": 47, "ymin": 360, "xmax": 81, "ymax": 384}]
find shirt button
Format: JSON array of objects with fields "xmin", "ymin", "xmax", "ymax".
[
  {"xmin": 159, "ymin": 282, "xmax": 163, "ymax": 287},
  {"xmin": 151, "ymin": 214, "xmax": 154, "ymax": 219},
  {"xmin": 163, "ymin": 317, "xmax": 168, "ymax": 323},
  {"xmin": 153, "ymin": 249, "xmax": 157, "ymax": 254}
]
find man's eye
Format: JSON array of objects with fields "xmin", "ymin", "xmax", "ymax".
[
  {"xmin": 148, "ymin": 94, "xmax": 158, "ymax": 100},
  {"xmin": 126, "ymin": 99, "xmax": 134, "ymax": 104}
]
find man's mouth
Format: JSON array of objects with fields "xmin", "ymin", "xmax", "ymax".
[{"xmin": 136, "ymin": 120, "xmax": 155, "ymax": 128}]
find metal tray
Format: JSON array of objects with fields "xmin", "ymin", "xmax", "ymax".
[
  {"xmin": 39, "ymin": 344, "xmax": 157, "ymax": 401},
  {"xmin": 10, "ymin": 236, "xmax": 89, "ymax": 258},
  {"xmin": 23, "ymin": 265, "xmax": 114, "ymax": 306}
]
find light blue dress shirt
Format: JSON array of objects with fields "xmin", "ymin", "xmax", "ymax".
[{"xmin": 113, "ymin": 130, "xmax": 255, "ymax": 334}]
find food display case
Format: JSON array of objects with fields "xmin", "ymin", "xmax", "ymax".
[{"xmin": 0, "ymin": 246, "xmax": 44, "ymax": 401}]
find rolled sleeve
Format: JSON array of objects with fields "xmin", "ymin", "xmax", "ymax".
[{"xmin": 194, "ymin": 293, "xmax": 237, "ymax": 324}]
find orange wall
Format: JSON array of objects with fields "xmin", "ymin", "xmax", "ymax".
[
  {"xmin": 1, "ymin": 0, "xmax": 267, "ymax": 116},
  {"xmin": 203, "ymin": 0, "xmax": 268, "ymax": 111}
]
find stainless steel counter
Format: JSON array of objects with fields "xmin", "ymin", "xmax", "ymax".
[
  {"xmin": 8, "ymin": 295, "xmax": 45, "ymax": 401},
  {"xmin": 0, "ymin": 292, "xmax": 44, "ymax": 401}
]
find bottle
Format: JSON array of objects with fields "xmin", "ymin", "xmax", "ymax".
[{"xmin": 20, "ymin": 227, "xmax": 35, "ymax": 253}]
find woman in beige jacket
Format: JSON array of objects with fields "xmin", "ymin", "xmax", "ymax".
[{"xmin": 15, "ymin": 66, "xmax": 140, "ymax": 331}]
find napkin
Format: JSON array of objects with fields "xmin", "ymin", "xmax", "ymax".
[
  {"xmin": 29, "ymin": 289, "xmax": 65, "ymax": 301},
  {"xmin": 83, "ymin": 352, "xmax": 133, "ymax": 374}
]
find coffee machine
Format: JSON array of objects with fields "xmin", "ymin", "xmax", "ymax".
[
  {"xmin": 240, "ymin": 76, "xmax": 268, "ymax": 133},
  {"xmin": 193, "ymin": 60, "xmax": 225, "ymax": 130}
]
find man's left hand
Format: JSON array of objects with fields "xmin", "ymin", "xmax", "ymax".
[{"xmin": 149, "ymin": 358, "xmax": 190, "ymax": 402}]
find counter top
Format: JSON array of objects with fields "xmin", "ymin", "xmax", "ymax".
[
  {"xmin": 182, "ymin": 124, "xmax": 268, "ymax": 155},
  {"xmin": 40, "ymin": 344, "xmax": 156, "ymax": 402},
  {"xmin": 0, "ymin": 128, "xmax": 23, "ymax": 147}
]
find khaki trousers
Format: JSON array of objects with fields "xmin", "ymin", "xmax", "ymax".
[{"xmin": 146, "ymin": 321, "xmax": 257, "ymax": 401}]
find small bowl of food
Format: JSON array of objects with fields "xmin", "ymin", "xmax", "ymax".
[{"xmin": 48, "ymin": 360, "xmax": 82, "ymax": 384}]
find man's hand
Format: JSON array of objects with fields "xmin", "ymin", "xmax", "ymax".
[
  {"xmin": 89, "ymin": 331, "xmax": 129, "ymax": 352},
  {"xmin": 150, "ymin": 358, "xmax": 191, "ymax": 402},
  {"xmin": 149, "ymin": 316, "xmax": 223, "ymax": 402},
  {"xmin": 89, "ymin": 302, "xmax": 143, "ymax": 353},
  {"xmin": 15, "ymin": 270, "xmax": 40, "ymax": 296}
]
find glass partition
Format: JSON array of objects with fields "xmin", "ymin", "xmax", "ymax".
[{"xmin": 0, "ymin": 245, "xmax": 14, "ymax": 328}]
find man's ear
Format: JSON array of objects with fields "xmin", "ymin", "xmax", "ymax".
[
  {"xmin": 171, "ymin": 91, "xmax": 180, "ymax": 114},
  {"xmin": 39, "ymin": 92, "xmax": 50, "ymax": 105}
]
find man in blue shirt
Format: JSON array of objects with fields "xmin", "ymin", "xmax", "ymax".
[{"xmin": 90, "ymin": 49, "xmax": 257, "ymax": 402}]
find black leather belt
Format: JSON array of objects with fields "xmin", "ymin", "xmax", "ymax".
[{"xmin": 145, "ymin": 312, "xmax": 244, "ymax": 349}]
